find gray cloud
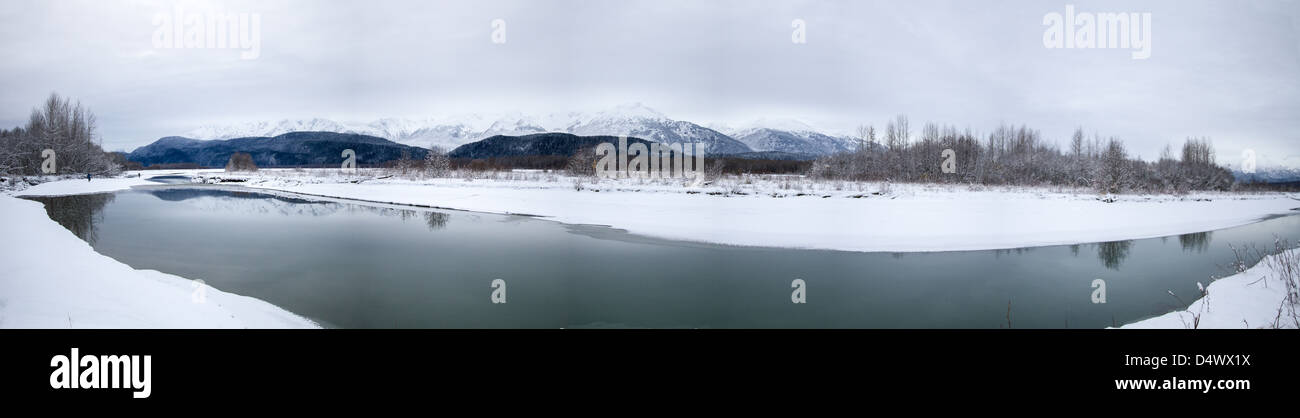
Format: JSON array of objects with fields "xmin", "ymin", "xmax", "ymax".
[{"xmin": 1, "ymin": 0, "xmax": 1296, "ymax": 167}]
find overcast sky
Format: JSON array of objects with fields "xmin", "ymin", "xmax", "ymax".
[{"xmin": 1, "ymin": 0, "xmax": 1297, "ymax": 167}]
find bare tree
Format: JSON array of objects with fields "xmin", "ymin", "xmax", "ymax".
[
  {"xmin": 424, "ymin": 145, "xmax": 450, "ymax": 177},
  {"xmin": 808, "ymin": 119, "xmax": 1234, "ymax": 193},
  {"xmin": 1094, "ymin": 138, "xmax": 1130, "ymax": 194},
  {"xmin": 0, "ymin": 93, "xmax": 117, "ymax": 176},
  {"xmin": 225, "ymin": 152, "xmax": 258, "ymax": 172},
  {"xmin": 855, "ymin": 124, "xmax": 877, "ymax": 151},
  {"xmin": 565, "ymin": 145, "xmax": 599, "ymax": 177}
]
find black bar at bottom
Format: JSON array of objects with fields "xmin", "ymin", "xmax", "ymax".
[{"xmin": 0, "ymin": 330, "xmax": 1294, "ymax": 403}]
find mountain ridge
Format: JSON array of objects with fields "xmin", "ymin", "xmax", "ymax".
[
  {"xmin": 127, "ymin": 131, "xmax": 428, "ymax": 168},
  {"xmin": 179, "ymin": 104, "xmax": 853, "ymax": 157}
]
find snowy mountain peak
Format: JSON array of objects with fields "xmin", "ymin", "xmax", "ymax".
[
  {"xmin": 185, "ymin": 118, "xmax": 350, "ymax": 140},
  {"xmin": 733, "ymin": 117, "xmax": 820, "ymax": 136},
  {"xmin": 176, "ymin": 104, "xmax": 865, "ymax": 156},
  {"xmin": 592, "ymin": 102, "xmax": 667, "ymax": 121}
]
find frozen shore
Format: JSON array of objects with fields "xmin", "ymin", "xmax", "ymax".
[
  {"xmin": 1122, "ymin": 247, "xmax": 1299, "ymax": 329},
  {"xmin": 0, "ymin": 184, "xmax": 319, "ymax": 328}
]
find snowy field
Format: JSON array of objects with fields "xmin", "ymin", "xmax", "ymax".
[
  {"xmin": 179, "ymin": 168, "xmax": 1300, "ymax": 253},
  {"xmin": 1, "ymin": 179, "xmax": 320, "ymax": 328}
]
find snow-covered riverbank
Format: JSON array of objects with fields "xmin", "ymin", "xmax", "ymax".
[
  {"xmin": 1122, "ymin": 247, "xmax": 1299, "ymax": 329},
  {"xmin": 205, "ymin": 168, "xmax": 1300, "ymax": 253},
  {"xmin": 10, "ymin": 176, "xmax": 154, "ymax": 196},
  {"xmin": 6, "ymin": 172, "xmax": 1298, "ymax": 329},
  {"xmin": 0, "ymin": 187, "xmax": 319, "ymax": 328}
]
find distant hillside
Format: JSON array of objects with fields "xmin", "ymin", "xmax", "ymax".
[
  {"xmin": 730, "ymin": 128, "xmax": 854, "ymax": 156},
  {"xmin": 723, "ymin": 151, "xmax": 819, "ymax": 161},
  {"xmin": 1233, "ymin": 167, "xmax": 1300, "ymax": 184},
  {"xmin": 184, "ymin": 104, "xmax": 909, "ymax": 156},
  {"xmin": 448, "ymin": 133, "xmax": 660, "ymax": 159},
  {"xmin": 128, "ymin": 131, "xmax": 427, "ymax": 167}
]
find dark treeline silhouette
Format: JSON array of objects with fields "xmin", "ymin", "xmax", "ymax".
[
  {"xmin": 1235, "ymin": 180, "xmax": 1300, "ymax": 192},
  {"xmin": 810, "ymin": 115, "xmax": 1235, "ymax": 194},
  {"xmin": 0, "ymin": 93, "xmax": 120, "ymax": 176},
  {"xmin": 711, "ymin": 157, "xmax": 812, "ymax": 175},
  {"xmin": 558, "ymin": 145, "xmax": 809, "ymax": 176},
  {"xmin": 452, "ymin": 155, "xmax": 571, "ymax": 171}
]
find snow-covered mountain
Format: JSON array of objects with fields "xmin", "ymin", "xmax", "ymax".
[
  {"xmin": 562, "ymin": 103, "xmax": 750, "ymax": 154},
  {"xmin": 182, "ymin": 104, "xmax": 856, "ymax": 157},
  {"xmin": 185, "ymin": 117, "xmax": 481, "ymax": 151},
  {"xmin": 719, "ymin": 118, "xmax": 857, "ymax": 156},
  {"xmin": 1233, "ymin": 166, "xmax": 1300, "ymax": 184},
  {"xmin": 186, "ymin": 118, "xmax": 352, "ymax": 140}
]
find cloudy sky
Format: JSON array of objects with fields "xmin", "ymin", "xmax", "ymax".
[{"xmin": 1, "ymin": 0, "xmax": 1297, "ymax": 167}]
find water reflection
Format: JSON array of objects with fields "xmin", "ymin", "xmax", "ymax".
[
  {"xmin": 995, "ymin": 247, "xmax": 1037, "ymax": 258},
  {"xmin": 147, "ymin": 187, "xmax": 458, "ymax": 229},
  {"xmin": 23, "ymin": 193, "xmax": 115, "ymax": 244},
  {"xmin": 1179, "ymin": 231, "xmax": 1212, "ymax": 253},
  {"xmin": 1096, "ymin": 240, "xmax": 1133, "ymax": 270},
  {"xmin": 145, "ymin": 175, "xmax": 194, "ymax": 184},
  {"xmin": 28, "ymin": 187, "xmax": 457, "ymax": 240},
  {"xmin": 148, "ymin": 188, "xmax": 322, "ymax": 205},
  {"xmin": 425, "ymin": 212, "xmax": 449, "ymax": 230}
]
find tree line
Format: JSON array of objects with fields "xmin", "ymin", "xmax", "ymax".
[
  {"xmin": 810, "ymin": 115, "xmax": 1234, "ymax": 194},
  {"xmin": 0, "ymin": 93, "xmax": 120, "ymax": 176}
]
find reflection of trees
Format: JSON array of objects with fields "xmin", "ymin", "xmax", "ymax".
[
  {"xmin": 424, "ymin": 212, "xmax": 449, "ymax": 231},
  {"xmin": 994, "ymin": 247, "xmax": 1036, "ymax": 258},
  {"xmin": 351, "ymin": 205, "xmax": 450, "ymax": 232},
  {"xmin": 1096, "ymin": 240, "xmax": 1133, "ymax": 270},
  {"xmin": 78, "ymin": 188, "xmax": 455, "ymax": 235},
  {"xmin": 23, "ymin": 193, "xmax": 115, "ymax": 244},
  {"xmin": 167, "ymin": 187, "xmax": 458, "ymax": 232},
  {"xmin": 1178, "ymin": 231, "xmax": 1212, "ymax": 253}
]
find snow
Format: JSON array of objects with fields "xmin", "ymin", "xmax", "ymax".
[
  {"xmin": 1122, "ymin": 247, "xmax": 1299, "ymax": 329},
  {"xmin": 7, "ymin": 172, "xmax": 1296, "ymax": 329},
  {"xmin": 218, "ymin": 169, "xmax": 1300, "ymax": 253},
  {"xmin": 0, "ymin": 181, "xmax": 319, "ymax": 328},
  {"xmin": 728, "ymin": 117, "xmax": 820, "ymax": 136},
  {"xmin": 174, "ymin": 103, "xmax": 748, "ymax": 149},
  {"xmin": 11, "ymin": 176, "xmax": 154, "ymax": 197},
  {"xmin": 185, "ymin": 118, "xmax": 350, "ymax": 140}
]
